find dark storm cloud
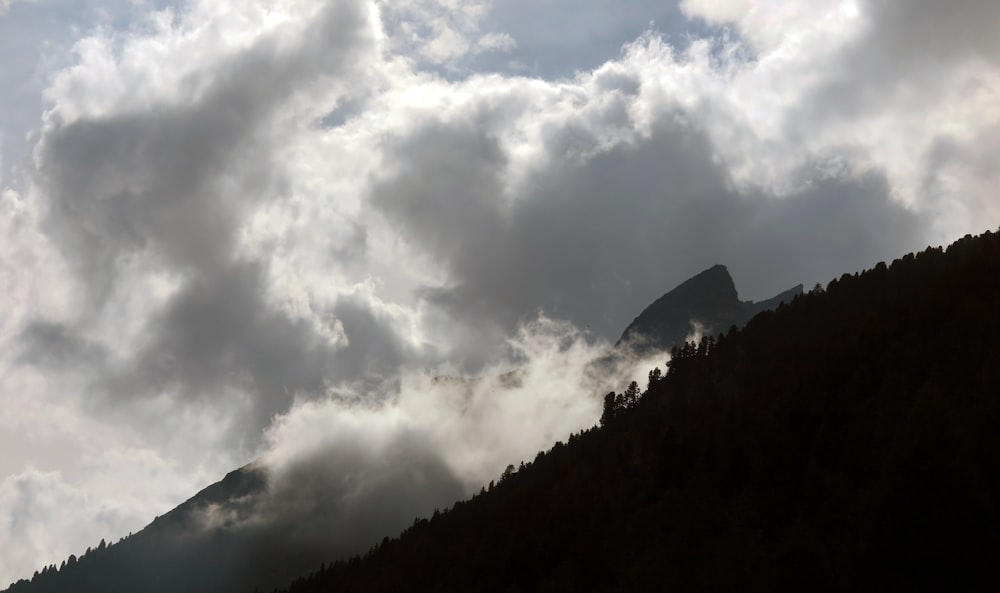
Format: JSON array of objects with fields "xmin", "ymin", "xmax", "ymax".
[
  {"xmin": 36, "ymin": 0, "xmax": 373, "ymax": 301},
  {"xmin": 329, "ymin": 298, "xmax": 412, "ymax": 389},
  {"xmin": 372, "ymin": 114, "xmax": 928, "ymax": 346},
  {"xmin": 18, "ymin": 321, "xmax": 109, "ymax": 370},
  {"xmin": 21, "ymin": 0, "xmax": 379, "ymax": 432},
  {"xmin": 112, "ymin": 263, "xmax": 335, "ymax": 424}
]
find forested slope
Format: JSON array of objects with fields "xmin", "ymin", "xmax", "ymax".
[{"xmin": 278, "ymin": 231, "xmax": 1000, "ymax": 593}]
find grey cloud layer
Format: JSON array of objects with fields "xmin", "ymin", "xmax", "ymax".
[
  {"xmin": 861, "ymin": 0, "xmax": 1000, "ymax": 67},
  {"xmin": 804, "ymin": 0, "xmax": 1000, "ymax": 119},
  {"xmin": 372, "ymin": 115, "xmax": 927, "ymax": 345},
  {"xmin": 38, "ymin": 0, "xmax": 372, "ymax": 296},
  {"xmin": 25, "ymin": 0, "xmax": 378, "ymax": 433}
]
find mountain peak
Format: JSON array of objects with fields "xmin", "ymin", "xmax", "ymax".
[
  {"xmin": 616, "ymin": 265, "xmax": 800, "ymax": 354},
  {"xmin": 667, "ymin": 264, "xmax": 736, "ymax": 297}
]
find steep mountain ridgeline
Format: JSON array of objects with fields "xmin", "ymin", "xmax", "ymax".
[
  {"xmin": 615, "ymin": 264, "xmax": 802, "ymax": 356},
  {"xmin": 276, "ymin": 231, "xmax": 1000, "ymax": 592}
]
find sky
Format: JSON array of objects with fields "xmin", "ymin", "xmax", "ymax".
[{"xmin": 0, "ymin": 0, "xmax": 998, "ymax": 585}]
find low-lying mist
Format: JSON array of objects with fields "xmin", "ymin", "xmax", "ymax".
[{"xmin": 221, "ymin": 315, "xmax": 667, "ymax": 567}]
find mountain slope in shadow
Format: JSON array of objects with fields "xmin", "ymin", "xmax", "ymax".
[
  {"xmin": 12, "ymin": 230, "xmax": 1000, "ymax": 592},
  {"xmin": 273, "ymin": 230, "xmax": 1000, "ymax": 593},
  {"xmin": 2, "ymin": 263, "xmax": 797, "ymax": 593}
]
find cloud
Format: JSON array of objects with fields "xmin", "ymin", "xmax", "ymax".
[
  {"xmin": 1, "ymin": 0, "xmax": 386, "ymax": 582},
  {"xmin": 239, "ymin": 314, "xmax": 649, "ymax": 573},
  {"xmin": 369, "ymin": 62, "xmax": 926, "ymax": 347},
  {"xmin": 252, "ymin": 402, "xmax": 466, "ymax": 561},
  {"xmin": 132, "ymin": 314, "xmax": 651, "ymax": 592},
  {"xmin": 797, "ymin": 0, "xmax": 1000, "ymax": 236},
  {"xmin": 0, "ymin": 469, "xmax": 96, "ymax": 579},
  {"xmin": 36, "ymin": 0, "xmax": 374, "ymax": 300},
  {"xmin": 19, "ymin": 0, "xmax": 379, "ymax": 434},
  {"xmin": 478, "ymin": 0, "xmax": 702, "ymax": 77},
  {"xmin": 679, "ymin": 0, "xmax": 1000, "ymax": 240},
  {"xmin": 107, "ymin": 262, "xmax": 340, "ymax": 430},
  {"xmin": 18, "ymin": 320, "xmax": 109, "ymax": 370},
  {"xmin": 0, "ymin": 444, "xmax": 234, "ymax": 587},
  {"xmin": 679, "ymin": 0, "xmax": 753, "ymax": 26},
  {"xmin": 857, "ymin": 0, "xmax": 1000, "ymax": 68}
]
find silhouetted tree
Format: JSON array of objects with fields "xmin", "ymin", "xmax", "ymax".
[
  {"xmin": 600, "ymin": 392, "xmax": 616, "ymax": 426},
  {"xmin": 647, "ymin": 367, "xmax": 662, "ymax": 389}
]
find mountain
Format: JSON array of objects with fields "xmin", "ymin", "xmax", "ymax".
[
  {"xmin": 271, "ymin": 231, "xmax": 1000, "ymax": 592},
  {"xmin": 8, "ymin": 232, "xmax": 1000, "ymax": 592},
  {"xmin": 7, "ymin": 264, "xmax": 778, "ymax": 593},
  {"xmin": 1, "ymin": 464, "xmax": 292, "ymax": 593},
  {"xmin": 615, "ymin": 264, "xmax": 802, "ymax": 355},
  {"xmin": 3, "ymin": 451, "xmax": 462, "ymax": 593}
]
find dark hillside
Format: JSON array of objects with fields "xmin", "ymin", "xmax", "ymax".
[
  {"xmin": 1, "ymin": 264, "xmax": 798, "ymax": 593},
  {"xmin": 2, "ymin": 465, "xmax": 282, "ymax": 593},
  {"xmin": 278, "ymin": 231, "xmax": 1000, "ymax": 593}
]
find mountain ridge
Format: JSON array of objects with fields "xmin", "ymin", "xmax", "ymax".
[
  {"xmin": 616, "ymin": 263, "xmax": 802, "ymax": 355},
  {"xmin": 8, "ymin": 232, "xmax": 1000, "ymax": 592},
  {"xmin": 272, "ymin": 229, "xmax": 1000, "ymax": 592}
]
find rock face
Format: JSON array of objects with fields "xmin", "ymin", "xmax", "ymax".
[{"xmin": 617, "ymin": 264, "xmax": 802, "ymax": 356}]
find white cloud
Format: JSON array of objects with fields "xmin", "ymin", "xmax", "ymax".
[
  {"xmin": 679, "ymin": 0, "xmax": 754, "ymax": 26},
  {"xmin": 250, "ymin": 313, "xmax": 659, "ymax": 565},
  {"xmin": 0, "ymin": 455, "xmax": 232, "ymax": 584},
  {"xmin": 680, "ymin": 0, "xmax": 857, "ymax": 55}
]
